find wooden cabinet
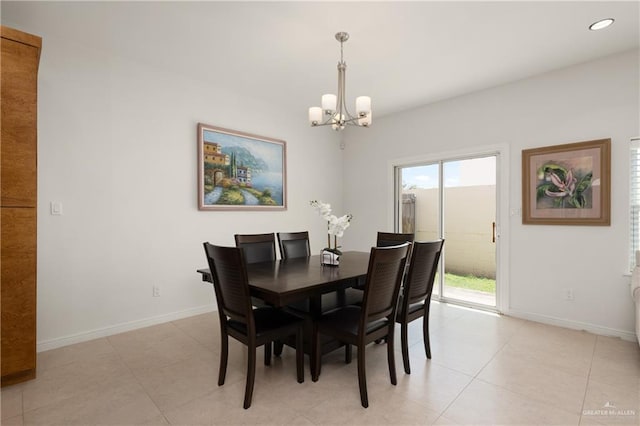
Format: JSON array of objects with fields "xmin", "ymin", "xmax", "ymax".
[{"xmin": 1, "ymin": 26, "xmax": 41, "ymax": 386}]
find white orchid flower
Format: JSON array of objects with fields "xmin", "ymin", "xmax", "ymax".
[
  {"xmin": 311, "ymin": 201, "xmax": 353, "ymax": 251},
  {"xmin": 328, "ymin": 214, "xmax": 352, "ymax": 237},
  {"xmin": 310, "ymin": 200, "xmax": 332, "ymax": 220}
]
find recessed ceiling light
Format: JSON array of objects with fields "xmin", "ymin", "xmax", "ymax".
[{"xmin": 589, "ymin": 18, "xmax": 615, "ymax": 31}]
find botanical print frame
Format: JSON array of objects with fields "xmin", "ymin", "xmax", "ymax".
[
  {"xmin": 522, "ymin": 138, "xmax": 610, "ymax": 225},
  {"xmin": 198, "ymin": 123, "xmax": 287, "ymax": 211}
]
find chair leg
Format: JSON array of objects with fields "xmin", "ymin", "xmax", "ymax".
[
  {"xmin": 296, "ymin": 327, "xmax": 304, "ymax": 383},
  {"xmin": 357, "ymin": 344, "xmax": 369, "ymax": 408},
  {"xmin": 401, "ymin": 321, "xmax": 411, "ymax": 374},
  {"xmin": 264, "ymin": 341, "xmax": 272, "ymax": 366},
  {"xmin": 244, "ymin": 343, "xmax": 257, "ymax": 409},
  {"xmin": 274, "ymin": 340, "xmax": 284, "ymax": 357},
  {"xmin": 218, "ymin": 331, "xmax": 228, "ymax": 386},
  {"xmin": 345, "ymin": 344, "xmax": 352, "ymax": 364},
  {"xmin": 423, "ymin": 315, "xmax": 431, "ymax": 359},
  {"xmin": 311, "ymin": 324, "xmax": 321, "ymax": 382},
  {"xmin": 387, "ymin": 327, "xmax": 398, "ymax": 386}
]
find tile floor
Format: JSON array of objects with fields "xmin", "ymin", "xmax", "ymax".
[{"xmin": 1, "ymin": 302, "xmax": 639, "ymax": 425}]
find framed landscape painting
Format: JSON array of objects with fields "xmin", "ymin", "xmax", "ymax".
[
  {"xmin": 197, "ymin": 123, "xmax": 287, "ymax": 211},
  {"xmin": 522, "ymin": 138, "xmax": 610, "ymax": 225}
]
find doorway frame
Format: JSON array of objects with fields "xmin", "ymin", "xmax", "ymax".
[{"xmin": 389, "ymin": 144, "xmax": 510, "ymax": 314}]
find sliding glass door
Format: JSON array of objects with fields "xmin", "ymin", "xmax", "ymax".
[{"xmin": 396, "ymin": 154, "xmax": 498, "ymax": 309}]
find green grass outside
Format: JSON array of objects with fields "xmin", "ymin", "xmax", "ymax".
[{"xmin": 444, "ymin": 273, "xmax": 495, "ymax": 293}]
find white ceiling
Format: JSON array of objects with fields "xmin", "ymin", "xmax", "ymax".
[{"xmin": 3, "ymin": 1, "xmax": 639, "ymax": 118}]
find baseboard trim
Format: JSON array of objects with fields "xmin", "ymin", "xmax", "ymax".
[
  {"xmin": 506, "ymin": 308, "xmax": 637, "ymax": 342},
  {"xmin": 36, "ymin": 304, "xmax": 216, "ymax": 352}
]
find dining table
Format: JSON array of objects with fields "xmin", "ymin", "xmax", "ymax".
[{"xmin": 197, "ymin": 250, "xmax": 370, "ymax": 375}]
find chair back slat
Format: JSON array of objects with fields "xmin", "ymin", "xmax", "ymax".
[
  {"xmin": 404, "ymin": 240, "xmax": 444, "ymax": 305},
  {"xmin": 277, "ymin": 231, "xmax": 310, "ymax": 259},
  {"xmin": 361, "ymin": 244, "xmax": 410, "ymax": 323},
  {"xmin": 235, "ymin": 233, "xmax": 276, "ymax": 264},
  {"xmin": 203, "ymin": 243, "xmax": 253, "ymax": 322}
]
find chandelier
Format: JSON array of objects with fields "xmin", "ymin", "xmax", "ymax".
[{"xmin": 308, "ymin": 32, "xmax": 372, "ymax": 131}]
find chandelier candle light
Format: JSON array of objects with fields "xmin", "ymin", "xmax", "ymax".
[
  {"xmin": 308, "ymin": 32, "xmax": 372, "ymax": 131},
  {"xmin": 310, "ymin": 200, "xmax": 353, "ymax": 266}
]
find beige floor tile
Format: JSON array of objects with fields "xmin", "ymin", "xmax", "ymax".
[
  {"xmin": 37, "ymin": 337, "xmax": 115, "ymax": 373},
  {"xmin": 1, "ymin": 384, "xmax": 23, "ymax": 419},
  {"xmin": 589, "ymin": 354, "xmax": 640, "ymax": 391},
  {"xmin": 593, "ymin": 335, "xmax": 640, "ymax": 364},
  {"xmin": 513, "ymin": 321, "xmax": 597, "ymax": 356},
  {"xmin": 497, "ymin": 339, "xmax": 593, "ymax": 379},
  {"xmin": 288, "ymin": 415, "xmax": 316, "ymax": 425},
  {"xmin": 429, "ymin": 302, "xmax": 470, "ymax": 323},
  {"xmin": 442, "ymin": 310, "xmax": 526, "ymax": 341},
  {"xmin": 581, "ymin": 378, "xmax": 640, "ymax": 425},
  {"xmin": 432, "ymin": 415, "xmax": 461, "ymax": 425},
  {"xmin": 1, "ymin": 415, "xmax": 23, "ymax": 425},
  {"xmin": 298, "ymin": 383, "xmax": 440, "ymax": 425},
  {"xmin": 23, "ymin": 379, "xmax": 162, "ymax": 425},
  {"xmin": 477, "ymin": 345, "xmax": 588, "ymax": 414},
  {"xmin": 427, "ymin": 330, "xmax": 504, "ymax": 376},
  {"xmin": 162, "ymin": 380, "xmax": 302, "ymax": 425},
  {"xmin": 133, "ymin": 355, "xmax": 222, "ymax": 412},
  {"xmin": 21, "ymin": 351, "xmax": 132, "ymax": 413},
  {"xmin": 172, "ymin": 312, "xmax": 220, "ymax": 350},
  {"xmin": 108, "ymin": 322, "xmax": 214, "ymax": 372},
  {"xmin": 442, "ymin": 380, "xmax": 579, "ymax": 425},
  {"xmin": 138, "ymin": 414, "xmax": 170, "ymax": 425},
  {"xmin": 389, "ymin": 358, "xmax": 474, "ymax": 413},
  {"xmin": 107, "ymin": 322, "xmax": 193, "ymax": 355},
  {"xmin": 12, "ymin": 303, "xmax": 640, "ymax": 426}
]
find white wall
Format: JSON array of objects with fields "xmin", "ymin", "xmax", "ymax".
[
  {"xmin": 3, "ymin": 25, "xmax": 343, "ymax": 350},
  {"xmin": 342, "ymin": 50, "xmax": 640, "ymax": 339}
]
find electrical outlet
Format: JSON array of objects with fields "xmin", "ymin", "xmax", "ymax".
[
  {"xmin": 565, "ymin": 288, "xmax": 574, "ymax": 301},
  {"xmin": 153, "ymin": 285, "xmax": 160, "ymax": 297}
]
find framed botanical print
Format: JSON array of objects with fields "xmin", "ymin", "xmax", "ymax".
[{"xmin": 522, "ymin": 138, "xmax": 610, "ymax": 225}]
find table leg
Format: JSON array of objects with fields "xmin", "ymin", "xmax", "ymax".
[{"xmin": 309, "ymin": 295, "xmax": 322, "ymax": 379}]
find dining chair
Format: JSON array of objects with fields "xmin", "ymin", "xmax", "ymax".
[
  {"xmin": 352, "ymin": 231, "xmax": 415, "ymax": 291},
  {"xmin": 203, "ymin": 242, "xmax": 304, "ymax": 409},
  {"xmin": 276, "ymin": 230, "xmax": 360, "ymax": 361},
  {"xmin": 376, "ymin": 231, "xmax": 415, "ymax": 247},
  {"xmin": 234, "ymin": 233, "xmax": 277, "ymax": 264},
  {"xmin": 234, "ymin": 233, "xmax": 281, "ymax": 361},
  {"xmin": 396, "ymin": 239, "xmax": 444, "ymax": 374},
  {"xmin": 277, "ymin": 231, "xmax": 311, "ymax": 259},
  {"xmin": 311, "ymin": 243, "xmax": 410, "ymax": 408}
]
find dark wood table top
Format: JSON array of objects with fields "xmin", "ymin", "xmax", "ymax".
[{"xmin": 197, "ymin": 251, "xmax": 370, "ymax": 307}]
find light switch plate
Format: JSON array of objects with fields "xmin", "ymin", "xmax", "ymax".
[{"xmin": 50, "ymin": 201, "xmax": 63, "ymax": 215}]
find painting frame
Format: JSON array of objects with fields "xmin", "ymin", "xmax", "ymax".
[
  {"xmin": 522, "ymin": 138, "xmax": 610, "ymax": 226},
  {"xmin": 197, "ymin": 123, "xmax": 287, "ymax": 211}
]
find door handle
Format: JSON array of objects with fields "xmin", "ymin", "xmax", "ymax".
[{"xmin": 492, "ymin": 222, "xmax": 496, "ymax": 243}]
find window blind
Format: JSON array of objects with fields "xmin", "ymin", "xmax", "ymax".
[{"xmin": 631, "ymin": 137, "xmax": 640, "ymax": 271}]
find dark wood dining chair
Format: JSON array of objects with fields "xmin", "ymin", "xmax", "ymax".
[
  {"xmin": 376, "ymin": 231, "xmax": 415, "ymax": 247},
  {"xmin": 396, "ymin": 239, "xmax": 444, "ymax": 374},
  {"xmin": 277, "ymin": 231, "xmax": 311, "ymax": 259},
  {"xmin": 311, "ymin": 243, "xmax": 410, "ymax": 408},
  {"xmin": 276, "ymin": 230, "xmax": 360, "ymax": 360},
  {"xmin": 352, "ymin": 231, "xmax": 415, "ymax": 291},
  {"xmin": 234, "ymin": 233, "xmax": 281, "ymax": 361},
  {"xmin": 234, "ymin": 233, "xmax": 277, "ymax": 264},
  {"xmin": 203, "ymin": 242, "xmax": 304, "ymax": 409}
]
